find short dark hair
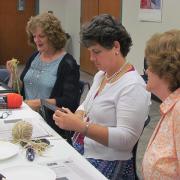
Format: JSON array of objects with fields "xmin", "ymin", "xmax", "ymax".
[{"xmin": 80, "ymin": 14, "xmax": 132, "ymax": 57}]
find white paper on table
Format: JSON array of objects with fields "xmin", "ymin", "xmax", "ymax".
[{"xmin": 40, "ymin": 158, "xmax": 96, "ymax": 180}]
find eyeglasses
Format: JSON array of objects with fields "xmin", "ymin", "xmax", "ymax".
[{"xmin": 0, "ymin": 111, "xmax": 12, "ymax": 119}]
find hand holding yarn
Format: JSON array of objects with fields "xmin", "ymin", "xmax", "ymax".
[{"xmin": 9, "ymin": 58, "xmax": 21, "ymax": 94}]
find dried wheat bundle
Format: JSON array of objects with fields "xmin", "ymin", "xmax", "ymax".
[
  {"xmin": 12, "ymin": 120, "xmax": 33, "ymax": 143},
  {"xmin": 12, "ymin": 120, "xmax": 50, "ymax": 155},
  {"xmin": 11, "ymin": 58, "xmax": 20, "ymax": 94}
]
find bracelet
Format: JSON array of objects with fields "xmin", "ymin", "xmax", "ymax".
[{"xmin": 83, "ymin": 122, "xmax": 90, "ymax": 136}]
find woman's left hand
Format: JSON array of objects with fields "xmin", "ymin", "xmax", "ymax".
[
  {"xmin": 53, "ymin": 108, "xmax": 85, "ymax": 133},
  {"xmin": 24, "ymin": 99, "xmax": 40, "ymax": 111}
]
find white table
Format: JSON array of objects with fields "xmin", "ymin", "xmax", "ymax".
[{"xmin": 0, "ymin": 103, "xmax": 107, "ymax": 180}]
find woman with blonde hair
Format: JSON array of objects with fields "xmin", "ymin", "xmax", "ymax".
[
  {"xmin": 142, "ymin": 29, "xmax": 180, "ymax": 179},
  {"xmin": 7, "ymin": 13, "xmax": 80, "ymax": 143}
]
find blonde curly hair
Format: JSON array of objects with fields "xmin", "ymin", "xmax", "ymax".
[
  {"xmin": 26, "ymin": 12, "xmax": 67, "ymax": 50},
  {"xmin": 145, "ymin": 29, "xmax": 180, "ymax": 91}
]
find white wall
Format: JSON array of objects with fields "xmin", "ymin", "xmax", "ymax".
[
  {"xmin": 122, "ymin": 0, "xmax": 180, "ymax": 73},
  {"xmin": 39, "ymin": 0, "xmax": 81, "ymax": 64},
  {"xmin": 39, "ymin": 0, "xmax": 180, "ymax": 72}
]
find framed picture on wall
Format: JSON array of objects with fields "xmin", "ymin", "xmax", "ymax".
[{"xmin": 138, "ymin": 0, "xmax": 162, "ymax": 22}]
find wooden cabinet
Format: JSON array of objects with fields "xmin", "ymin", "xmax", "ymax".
[{"xmin": 80, "ymin": 0, "xmax": 122, "ymax": 75}]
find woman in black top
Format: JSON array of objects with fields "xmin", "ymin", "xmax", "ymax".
[{"xmin": 7, "ymin": 13, "xmax": 80, "ymax": 143}]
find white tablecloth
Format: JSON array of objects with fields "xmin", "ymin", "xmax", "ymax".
[{"xmin": 0, "ymin": 103, "xmax": 107, "ymax": 180}]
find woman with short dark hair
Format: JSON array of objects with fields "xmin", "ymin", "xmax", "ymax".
[{"xmin": 53, "ymin": 14, "xmax": 151, "ymax": 179}]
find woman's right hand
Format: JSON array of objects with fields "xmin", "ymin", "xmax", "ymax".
[
  {"xmin": 6, "ymin": 58, "xmax": 19, "ymax": 74},
  {"xmin": 6, "ymin": 60, "xmax": 15, "ymax": 74},
  {"xmin": 6, "ymin": 59, "xmax": 21, "ymax": 90},
  {"xmin": 53, "ymin": 108, "xmax": 86, "ymax": 133}
]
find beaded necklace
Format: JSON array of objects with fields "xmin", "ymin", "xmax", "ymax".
[
  {"xmin": 84, "ymin": 61, "xmax": 129, "ymax": 118},
  {"xmin": 105, "ymin": 60, "xmax": 128, "ymax": 83}
]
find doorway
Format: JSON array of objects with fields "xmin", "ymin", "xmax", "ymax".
[
  {"xmin": 0, "ymin": 0, "xmax": 37, "ymax": 65},
  {"xmin": 80, "ymin": 0, "xmax": 122, "ymax": 75}
]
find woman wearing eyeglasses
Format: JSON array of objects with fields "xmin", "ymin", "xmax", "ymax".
[{"xmin": 142, "ymin": 29, "xmax": 180, "ymax": 179}]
